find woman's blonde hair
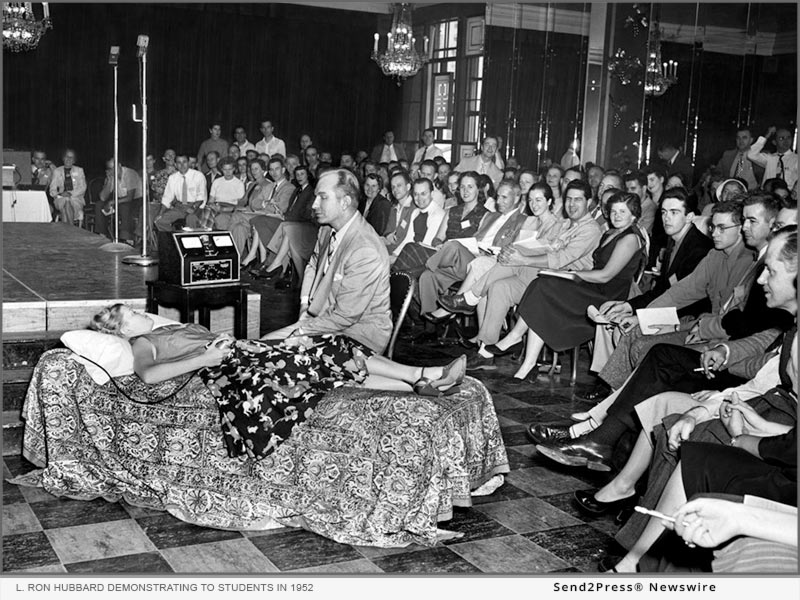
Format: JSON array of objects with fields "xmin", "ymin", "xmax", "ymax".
[{"xmin": 90, "ymin": 303, "xmax": 127, "ymax": 336}]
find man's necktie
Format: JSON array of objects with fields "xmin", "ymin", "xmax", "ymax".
[
  {"xmin": 181, "ymin": 174, "xmax": 188, "ymax": 204},
  {"xmin": 778, "ymin": 154, "xmax": 786, "ymax": 181},
  {"xmin": 63, "ymin": 168, "xmax": 73, "ymax": 192},
  {"xmin": 412, "ymin": 211, "xmax": 428, "ymax": 242},
  {"xmin": 421, "ymin": 147, "xmax": 428, "ymax": 161},
  {"xmin": 324, "ymin": 231, "xmax": 337, "ymax": 273},
  {"xmin": 734, "ymin": 153, "xmax": 745, "ymax": 178}
]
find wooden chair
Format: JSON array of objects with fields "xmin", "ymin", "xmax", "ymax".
[{"xmin": 386, "ymin": 271, "xmax": 416, "ymax": 359}]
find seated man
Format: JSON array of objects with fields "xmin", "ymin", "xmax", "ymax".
[
  {"xmin": 417, "ymin": 180, "xmax": 526, "ymax": 317},
  {"xmin": 95, "ymin": 158, "xmax": 143, "ymax": 245},
  {"xmin": 202, "ymin": 157, "xmax": 248, "ymax": 254},
  {"xmin": 585, "ymin": 187, "xmax": 712, "ymax": 389},
  {"xmin": 389, "ymin": 177, "xmax": 447, "ymax": 269},
  {"xmin": 596, "ymin": 198, "xmax": 755, "ymax": 391},
  {"xmin": 263, "ymin": 169, "xmax": 392, "ymax": 354},
  {"xmin": 438, "ymin": 179, "xmax": 603, "ymax": 367},
  {"xmin": 530, "ymin": 211, "xmax": 793, "ymax": 470},
  {"xmin": 154, "ymin": 153, "xmax": 207, "ymax": 231}
]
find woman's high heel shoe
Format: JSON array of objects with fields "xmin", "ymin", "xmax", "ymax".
[
  {"xmin": 574, "ymin": 489, "xmax": 637, "ymax": 516},
  {"xmin": 484, "ymin": 342, "xmax": 522, "ymax": 358},
  {"xmin": 413, "ymin": 355, "xmax": 467, "ymax": 397}
]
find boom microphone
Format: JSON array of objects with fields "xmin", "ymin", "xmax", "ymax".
[{"xmin": 136, "ymin": 34, "xmax": 149, "ymax": 58}]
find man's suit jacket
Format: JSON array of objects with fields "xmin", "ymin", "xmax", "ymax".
[
  {"xmin": 717, "ymin": 148, "xmax": 764, "ymax": 189},
  {"xmin": 371, "ymin": 143, "xmax": 407, "ymax": 164},
  {"xmin": 661, "ymin": 151, "xmax": 694, "ymax": 186},
  {"xmin": 629, "ymin": 224, "xmax": 712, "ymax": 316},
  {"xmin": 476, "ymin": 209, "xmax": 527, "ymax": 247},
  {"xmin": 284, "ymin": 184, "xmax": 315, "ymax": 222},
  {"xmin": 362, "ymin": 194, "xmax": 393, "ymax": 236},
  {"xmin": 301, "ymin": 213, "xmax": 392, "ymax": 353},
  {"xmin": 263, "ymin": 178, "xmax": 296, "ymax": 215}
]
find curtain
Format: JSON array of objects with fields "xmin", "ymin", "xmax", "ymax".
[{"xmin": 3, "ymin": 3, "xmax": 403, "ymax": 179}]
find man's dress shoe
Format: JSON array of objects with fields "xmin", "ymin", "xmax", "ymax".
[
  {"xmin": 438, "ymin": 293, "xmax": 476, "ymax": 315},
  {"xmin": 527, "ymin": 423, "xmax": 571, "ymax": 445},
  {"xmin": 535, "ymin": 438, "xmax": 613, "ymax": 471}
]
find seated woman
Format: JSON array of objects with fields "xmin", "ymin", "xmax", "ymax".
[
  {"xmin": 241, "ymin": 158, "xmax": 287, "ymax": 268},
  {"xmin": 426, "ymin": 181, "xmax": 562, "ymax": 324},
  {"xmin": 491, "ymin": 191, "xmax": 646, "ymax": 382},
  {"xmin": 92, "ymin": 304, "xmax": 470, "ymax": 459}
]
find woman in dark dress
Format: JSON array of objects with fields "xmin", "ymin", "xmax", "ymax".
[{"xmin": 490, "ymin": 191, "xmax": 646, "ymax": 381}]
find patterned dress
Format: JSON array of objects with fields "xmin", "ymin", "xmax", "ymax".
[{"xmin": 134, "ymin": 325, "xmax": 373, "ymax": 460}]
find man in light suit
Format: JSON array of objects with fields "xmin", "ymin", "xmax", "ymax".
[
  {"xmin": 717, "ymin": 126, "xmax": 763, "ymax": 191},
  {"xmin": 417, "ymin": 180, "xmax": 527, "ymax": 316},
  {"xmin": 263, "ymin": 169, "xmax": 392, "ymax": 353},
  {"xmin": 371, "ymin": 130, "xmax": 407, "ymax": 164}
]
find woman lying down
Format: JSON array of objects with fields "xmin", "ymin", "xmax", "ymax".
[{"xmin": 15, "ymin": 303, "xmax": 509, "ymax": 547}]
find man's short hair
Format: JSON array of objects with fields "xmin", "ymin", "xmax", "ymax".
[
  {"xmin": 564, "ymin": 179, "xmax": 593, "ymax": 200},
  {"xmin": 413, "ymin": 178, "xmax": 434, "ymax": 193},
  {"xmin": 744, "ymin": 191, "xmax": 781, "ymax": 221},
  {"xmin": 711, "ymin": 198, "xmax": 745, "ymax": 225},
  {"xmin": 422, "ymin": 128, "xmax": 435, "ymax": 137},
  {"xmin": 420, "ymin": 159, "xmax": 438, "ymax": 172},
  {"xmin": 602, "ymin": 170, "xmax": 624, "ymax": 190},
  {"xmin": 268, "ymin": 157, "xmax": 285, "ymax": 169},
  {"xmin": 324, "ymin": 169, "xmax": 361, "ymax": 209},
  {"xmin": 390, "ymin": 170, "xmax": 412, "ymax": 186},
  {"xmin": 565, "ymin": 166, "xmax": 585, "ymax": 179},
  {"xmin": 779, "ymin": 194, "xmax": 797, "ymax": 210},
  {"xmin": 218, "ymin": 156, "xmax": 236, "ymax": 169},
  {"xmin": 304, "ymin": 145, "xmax": 318, "ymax": 156},
  {"xmin": 206, "ymin": 150, "xmax": 220, "ymax": 160},
  {"xmin": 662, "ymin": 187, "xmax": 697, "ymax": 214},
  {"xmin": 657, "ymin": 140, "xmax": 679, "ymax": 152},
  {"xmin": 209, "ymin": 122, "xmax": 222, "ymax": 130},
  {"xmin": 497, "ymin": 180, "xmax": 521, "ymax": 197},
  {"xmin": 433, "ymin": 156, "xmax": 446, "ymax": 166},
  {"xmin": 624, "ymin": 170, "xmax": 647, "ymax": 187}
]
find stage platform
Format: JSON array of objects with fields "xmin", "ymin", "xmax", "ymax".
[{"xmin": 2, "ymin": 223, "xmax": 261, "ymax": 336}]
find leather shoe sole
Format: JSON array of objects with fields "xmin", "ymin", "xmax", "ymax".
[{"xmin": 535, "ymin": 441, "xmax": 612, "ymax": 472}]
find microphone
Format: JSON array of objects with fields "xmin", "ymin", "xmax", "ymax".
[
  {"xmin": 136, "ymin": 34, "xmax": 149, "ymax": 58},
  {"xmin": 108, "ymin": 45, "xmax": 120, "ymax": 65}
]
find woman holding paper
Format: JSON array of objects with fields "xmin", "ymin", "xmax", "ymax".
[{"xmin": 490, "ymin": 191, "xmax": 647, "ymax": 382}]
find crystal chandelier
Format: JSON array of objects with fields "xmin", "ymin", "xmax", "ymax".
[
  {"xmin": 372, "ymin": 3, "xmax": 429, "ymax": 84},
  {"xmin": 644, "ymin": 22, "xmax": 677, "ymax": 97},
  {"xmin": 3, "ymin": 2, "xmax": 51, "ymax": 52}
]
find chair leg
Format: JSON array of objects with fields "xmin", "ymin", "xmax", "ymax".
[{"xmin": 571, "ymin": 346, "xmax": 579, "ymax": 386}]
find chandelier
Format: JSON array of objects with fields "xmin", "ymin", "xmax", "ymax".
[
  {"xmin": 372, "ymin": 3, "xmax": 428, "ymax": 84},
  {"xmin": 3, "ymin": 2, "xmax": 51, "ymax": 52},
  {"xmin": 644, "ymin": 22, "xmax": 677, "ymax": 97}
]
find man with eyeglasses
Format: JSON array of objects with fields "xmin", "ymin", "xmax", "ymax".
[{"xmin": 748, "ymin": 125, "xmax": 797, "ymax": 190}]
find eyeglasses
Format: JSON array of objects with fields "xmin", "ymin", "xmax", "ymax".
[{"xmin": 708, "ymin": 223, "xmax": 740, "ymax": 235}]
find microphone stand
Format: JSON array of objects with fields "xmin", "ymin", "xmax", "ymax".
[
  {"xmin": 124, "ymin": 37, "xmax": 158, "ymax": 266},
  {"xmin": 101, "ymin": 55, "xmax": 134, "ymax": 253}
]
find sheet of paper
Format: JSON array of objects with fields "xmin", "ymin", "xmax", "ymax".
[
  {"xmin": 539, "ymin": 269, "xmax": 578, "ymax": 281},
  {"xmin": 635, "ymin": 307, "xmax": 680, "ymax": 335},
  {"xmin": 453, "ymin": 237, "xmax": 479, "ymax": 254},
  {"xmin": 514, "ymin": 234, "xmax": 546, "ymax": 250},
  {"xmin": 477, "ymin": 242, "xmax": 500, "ymax": 256},
  {"xmin": 587, "ymin": 305, "xmax": 612, "ymax": 324}
]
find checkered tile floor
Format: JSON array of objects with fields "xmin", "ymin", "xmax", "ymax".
[{"xmin": 3, "ymin": 281, "xmax": 626, "ymax": 573}]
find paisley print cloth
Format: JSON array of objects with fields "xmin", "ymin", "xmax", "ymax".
[{"xmin": 16, "ymin": 349, "xmax": 509, "ymax": 547}]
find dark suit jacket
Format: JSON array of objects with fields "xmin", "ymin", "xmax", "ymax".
[
  {"xmin": 284, "ymin": 184, "xmax": 315, "ymax": 223},
  {"xmin": 717, "ymin": 148, "xmax": 764, "ymax": 185},
  {"xmin": 362, "ymin": 194, "xmax": 393, "ymax": 237},
  {"xmin": 629, "ymin": 224, "xmax": 712, "ymax": 316},
  {"xmin": 370, "ymin": 143, "xmax": 407, "ymax": 163},
  {"xmin": 661, "ymin": 151, "xmax": 694, "ymax": 186}
]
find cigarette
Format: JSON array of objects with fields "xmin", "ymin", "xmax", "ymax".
[
  {"xmin": 635, "ymin": 506, "xmax": 675, "ymax": 522},
  {"xmin": 693, "ymin": 367, "xmax": 705, "ymax": 372}
]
